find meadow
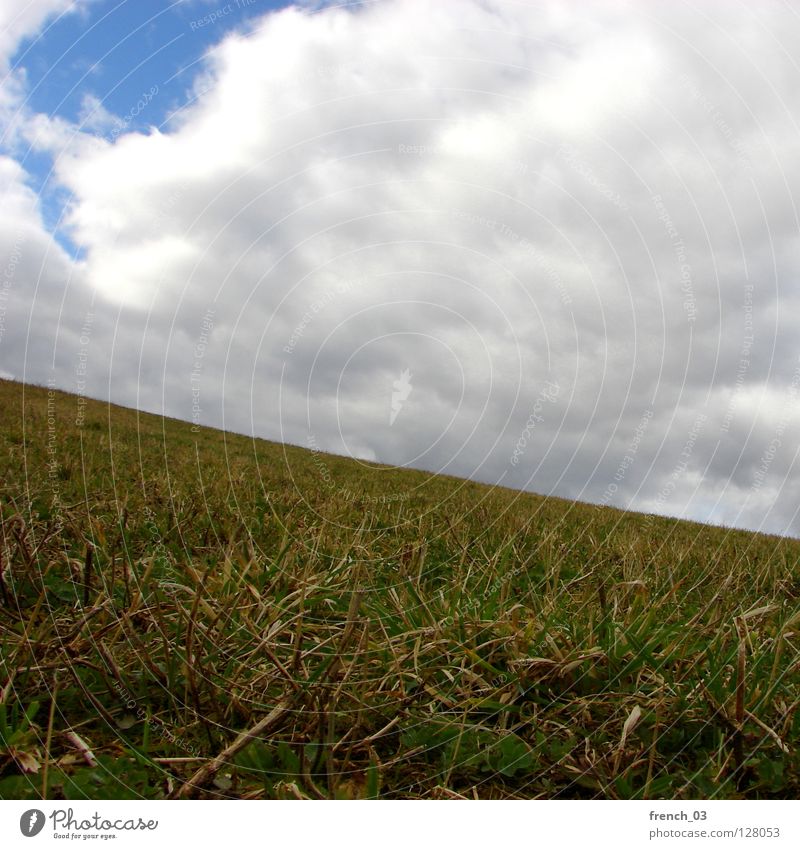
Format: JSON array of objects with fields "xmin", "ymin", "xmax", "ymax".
[{"xmin": 1, "ymin": 377, "xmax": 798, "ymax": 799}]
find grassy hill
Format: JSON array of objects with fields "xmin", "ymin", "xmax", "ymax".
[{"xmin": 1, "ymin": 377, "xmax": 798, "ymax": 799}]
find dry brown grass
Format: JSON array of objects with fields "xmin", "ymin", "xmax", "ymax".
[{"xmin": 1, "ymin": 377, "xmax": 799, "ymax": 799}]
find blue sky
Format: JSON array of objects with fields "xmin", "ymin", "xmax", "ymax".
[
  {"xmin": 16, "ymin": 1, "xmax": 292, "ymax": 125},
  {"xmin": 7, "ymin": 1, "xmax": 298, "ymax": 250}
]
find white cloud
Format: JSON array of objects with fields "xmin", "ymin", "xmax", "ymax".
[
  {"xmin": 4, "ymin": 0, "xmax": 800, "ymax": 536},
  {"xmin": 0, "ymin": 1, "xmax": 87, "ymax": 70},
  {"xmin": 0, "ymin": 2, "xmax": 97, "ymax": 152}
]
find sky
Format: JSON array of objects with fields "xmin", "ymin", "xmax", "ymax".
[{"xmin": 1, "ymin": 0, "xmax": 800, "ymax": 537}]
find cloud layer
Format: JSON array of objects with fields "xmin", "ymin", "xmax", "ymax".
[{"xmin": 3, "ymin": 0, "xmax": 800, "ymax": 535}]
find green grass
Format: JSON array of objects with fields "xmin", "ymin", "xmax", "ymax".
[{"xmin": 1, "ymin": 377, "xmax": 798, "ymax": 799}]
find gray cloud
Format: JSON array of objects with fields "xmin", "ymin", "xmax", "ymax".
[{"xmin": 3, "ymin": 0, "xmax": 800, "ymax": 535}]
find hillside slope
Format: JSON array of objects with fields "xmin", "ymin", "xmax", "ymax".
[{"xmin": 1, "ymin": 377, "xmax": 798, "ymax": 799}]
